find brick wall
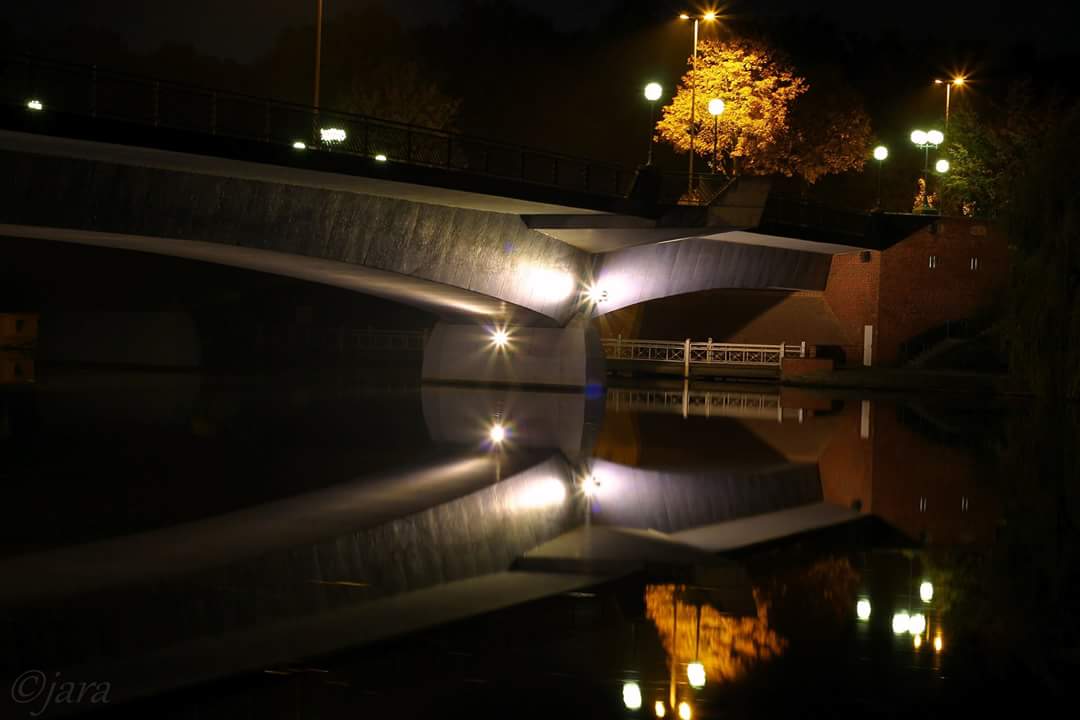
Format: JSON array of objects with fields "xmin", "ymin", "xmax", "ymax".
[
  {"xmin": 823, "ymin": 250, "xmax": 880, "ymax": 365},
  {"xmin": 876, "ymin": 218, "xmax": 1008, "ymax": 365},
  {"xmin": 824, "ymin": 218, "xmax": 1007, "ymax": 367}
]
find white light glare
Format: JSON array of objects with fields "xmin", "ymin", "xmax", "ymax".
[
  {"xmin": 856, "ymin": 598, "xmax": 872, "ymax": 621},
  {"xmin": 489, "ymin": 423, "xmax": 506, "ymax": 444},
  {"xmin": 527, "ymin": 267, "xmax": 576, "ymax": 303},
  {"xmin": 622, "ymin": 682, "xmax": 643, "ymax": 711},
  {"xmin": 644, "ymin": 82, "xmax": 663, "ymax": 102},
  {"xmin": 908, "ymin": 613, "xmax": 927, "ymax": 636},
  {"xmin": 919, "ymin": 581, "xmax": 934, "ymax": 603},
  {"xmin": 490, "ymin": 328, "xmax": 510, "ymax": 348},
  {"xmin": 687, "ymin": 662, "xmax": 706, "ymax": 688},
  {"xmin": 892, "ymin": 611, "xmax": 910, "ymax": 635},
  {"xmin": 513, "ymin": 478, "xmax": 568, "ymax": 510},
  {"xmin": 292, "ymin": 141, "xmax": 306, "ymax": 150},
  {"xmin": 320, "ymin": 127, "xmax": 346, "ymax": 143},
  {"xmin": 935, "ymin": 158, "xmax": 950, "ymax": 173},
  {"xmin": 374, "ymin": 153, "xmax": 388, "ymax": 162},
  {"xmin": 585, "ymin": 284, "xmax": 608, "ymax": 303},
  {"xmin": 927, "ymin": 129, "xmax": 944, "ymax": 145},
  {"xmin": 26, "ymin": 99, "xmax": 43, "ymax": 111},
  {"xmin": 581, "ymin": 474, "xmax": 599, "ymax": 497}
]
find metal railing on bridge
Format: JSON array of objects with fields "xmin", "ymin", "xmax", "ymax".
[
  {"xmin": 608, "ymin": 387, "xmax": 804, "ymax": 422},
  {"xmin": 601, "ymin": 337, "xmax": 806, "ymax": 376},
  {"xmin": 0, "ymin": 54, "xmax": 634, "ymax": 197}
]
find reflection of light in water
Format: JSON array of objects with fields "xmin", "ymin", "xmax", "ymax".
[
  {"xmin": 654, "ymin": 700, "xmax": 667, "ymax": 718},
  {"xmin": 510, "ymin": 477, "xmax": 567, "ymax": 510},
  {"xmin": 913, "ymin": 633, "xmax": 923, "ymax": 649},
  {"xmin": 892, "ymin": 612, "xmax": 910, "ymax": 635},
  {"xmin": 622, "ymin": 682, "xmax": 642, "ymax": 710},
  {"xmin": 933, "ymin": 633, "xmax": 943, "ymax": 653},
  {"xmin": 919, "ymin": 580, "xmax": 934, "ymax": 603},
  {"xmin": 687, "ymin": 661, "xmax": 706, "ymax": 688},
  {"xmin": 645, "ymin": 584, "xmax": 786, "ymax": 685},
  {"xmin": 678, "ymin": 701, "xmax": 692, "ymax": 720},
  {"xmin": 856, "ymin": 598, "xmax": 872, "ymax": 621}
]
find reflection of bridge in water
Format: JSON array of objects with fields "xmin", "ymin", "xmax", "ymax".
[{"xmin": 608, "ymin": 386, "xmax": 805, "ymax": 422}]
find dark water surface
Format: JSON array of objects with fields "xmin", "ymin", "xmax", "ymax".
[{"xmin": 1, "ymin": 366, "xmax": 1077, "ymax": 719}]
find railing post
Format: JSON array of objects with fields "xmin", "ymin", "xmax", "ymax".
[
  {"xmin": 707, "ymin": 337, "xmax": 713, "ymax": 363},
  {"xmin": 780, "ymin": 342, "xmax": 785, "ymax": 363},
  {"xmin": 152, "ymin": 80, "xmax": 160, "ymax": 127},
  {"xmin": 683, "ymin": 338, "xmax": 691, "ymax": 378},
  {"xmin": 801, "ymin": 341, "xmax": 806, "ymax": 358},
  {"xmin": 617, "ymin": 334, "xmax": 622, "ymax": 358}
]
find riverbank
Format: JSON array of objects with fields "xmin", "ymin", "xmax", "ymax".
[{"xmin": 781, "ymin": 366, "xmax": 1027, "ymax": 396}]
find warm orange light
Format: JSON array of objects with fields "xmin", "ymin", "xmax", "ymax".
[
  {"xmin": 933, "ymin": 634, "xmax": 944, "ymax": 653},
  {"xmin": 679, "ymin": 13, "xmax": 690, "ymax": 19},
  {"xmin": 953, "ymin": 76, "xmax": 966, "ymax": 86},
  {"xmin": 913, "ymin": 633, "xmax": 923, "ymax": 650},
  {"xmin": 702, "ymin": 11, "xmax": 717, "ymax": 21},
  {"xmin": 934, "ymin": 79, "xmax": 944, "ymax": 85}
]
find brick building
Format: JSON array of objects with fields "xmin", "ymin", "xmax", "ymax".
[{"xmin": 823, "ymin": 217, "xmax": 1008, "ymax": 366}]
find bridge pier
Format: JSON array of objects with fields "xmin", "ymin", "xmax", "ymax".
[{"xmin": 421, "ymin": 318, "xmax": 605, "ymax": 390}]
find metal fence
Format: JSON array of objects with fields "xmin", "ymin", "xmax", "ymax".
[
  {"xmin": 601, "ymin": 337, "xmax": 806, "ymax": 369},
  {"xmin": 0, "ymin": 54, "xmax": 634, "ymax": 197}
]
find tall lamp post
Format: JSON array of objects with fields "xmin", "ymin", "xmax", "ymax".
[
  {"xmin": 934, "ymin": 76, "xmax": 965, "ymax": 131},
  {"xmin": 644, "ymin": 82, "xmax": 663, "ymax": 165},
  {"xmin": 911, "ymin": 129, "xmax": 944, "ymax": 211},
  {"xmin": 678, "ymin": 11, "xmax": 717, "ymax": 196},
  {"xmin": 872, "ymin": 145, "xmax": 888, "ymax": 209},
  {"xmin": 708, "ymin": 98, "xmax": 725, "ymax": 174},
  {"xmin": 313, "ymin": 0, "xmax": 324, "ymax": 109}
]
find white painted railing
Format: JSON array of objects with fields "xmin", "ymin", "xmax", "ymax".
[
  {"xmin": 600, "ymin": 336, "xmax": 805, "ymax": 374},
  {"xmin": 608, "ymin": 387, "xmax": 804, "ymax": 422}
]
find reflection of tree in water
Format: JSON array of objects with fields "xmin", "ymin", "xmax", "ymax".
[
  {"xmin": 644, "ymin": 584, "xmax": 786, "ymax": 684},
  {"xmin": 758, "ymin": 556, "xmax": 861, "ymax": 624}
]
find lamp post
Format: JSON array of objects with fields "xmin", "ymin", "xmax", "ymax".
[
  {"xmin": 644, "ymin": 82, "xmax": 663, "ymax": 165},
  {"xmin": 873, "ymin": 145, "xmax": 888, "ymax": 209},
  {"xmin": 911, "ymin": 129, "xmax": 944, "ymax": 211},
  {"xmin": 708, "ymin": 98, "xmax": 725, "ymax": 174},
  {"xmin": 313, "ymin": 0, "xmax": 324, "ymax": 109},
  {"xmin": 934, "ymin": 76, "xmax": 965, "ymax": 131},
  {"xmin": 679, "ymin": 11, "xmax": 717, "ymax": 196}
]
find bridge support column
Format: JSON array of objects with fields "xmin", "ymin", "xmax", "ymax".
[{"xmin": 421, "ymin": 317, "xmax": 605, "ymax": 390}]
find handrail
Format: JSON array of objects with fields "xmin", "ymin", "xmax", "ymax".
[
  {"xmin": 600, "ymin": 337, "xmax": 806, "ymax": 371},
  {"xmin": 0, "ymin": 52, "xmax": 634, "ymax": 197}
]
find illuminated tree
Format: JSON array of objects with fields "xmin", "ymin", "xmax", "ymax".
[{"xmin": 655, "ymin": 38, "xmax": 807, "ymax": 177}]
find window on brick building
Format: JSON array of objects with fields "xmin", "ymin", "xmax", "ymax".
[
  {"xmin": 919, "ymin": 496, "xmax": 927, "ymax": 512},
  {"xmin": 969, "ymin": 257, "xmax": 979, "ymax": 270},
  {"xmin": 961, "ymin": 496, "xmax": 970, "ymax": 511},
  {"xmin": 859, "ymin": 251, "xmax": 872, "ymax": 263},
  {"xmin": 928, "ymin": 255, "xmax": 938, "ymax": 269}
]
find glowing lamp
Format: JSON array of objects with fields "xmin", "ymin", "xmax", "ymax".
[
  {"xmin": 319, "ymin": 127, "xmax": 346, "ymax": 143},
  {"xmin": 622, "ymin": 682, "xmax": 643, "ymax": 711},
  {"xmin": 585, "ymin": 285, "xmax": 608, "ymax": 304},
  {"xmin": 910, "ymin": 130, "xmax": 928, "ymax": 146},
  {"xmin": 679, "ymin": 13, "xmax": 691, "ymax": 20},
  {"xmin": 488, "ymin": 423, "xmax": 506, "ymax": 444},
  {"xmin": 919, "ymin": 581, "xmax": 934, "ymax": 603},
  {"xmin": 491, "ymin": 328, "xmax": 510, "ymax": 348},
  {"xmin": 687, "ymin": 662, "xmax": 706, "ymax": 688},
  {"xmin": 655, "ymin": 701, "xmax": 667, "ymax": 718},
  {"xmin": 856, "ymin": 598, "xmax": 872, "ymax": 621},
  {"xmin": 581, "ymin": 474, "xmax": 599, "ymax": 497},
  {"xmin": 644, "ymin": 82, "xmax": 663, "ymax": 102},
  {"xmin": 926, "ymin": 129, "xmax": 944, "ymax": 145},
  {"xmin": 952, "ymin": 76, "xmax": 966, "ymax": 86},
  {"xmin": 892, "ymin": 611, "xmax": 910, "ymax": 635},
  {"xmin": 702, "ymin": 11, "xmax": 717, "ymax": 21},
  {"xmin": 935, "ymin": 158, "xmax": 950, "ymax": 173},
  {"xmin": 26, "ymin": 99, "xmax": 43, "ymax": 111},
  {"xmin": 909, "ymin": 613, "xmax": 927, "ymax": 636},
  {"xmin": 374, "ymin": 153, "xmax": 388, "ymax": 162},
  {"xmin": 873, "ymin": 145, "xmax": 888, "ymax": 161},
  {"xmin": 678, "ymin": 701, "xmax": 692, "ymax": 720},
  {"xmin": 292, "ymin": 141, "xmax": 307, "ymax": 150},
  {"xmin": 707, "ymin": 98, "xmax": 725, "ymax": 116}
]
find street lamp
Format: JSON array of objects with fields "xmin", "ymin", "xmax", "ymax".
[
  {"xmin": 679, "ymin": 11, "xmax": 718, "ymax": 196},
  {"xmin": 912, "ymin": 129, "xmax": 944, "ymax": 211},
  {"xmin": 872, "ymin": 145, "xmax": 888, "ymax": 209},
  {"xmin": 934, "ymin": 76, "xmax": 966, "ymax": 130},
  {"xmin": 935, "ymin": 158, "xmax": 950, "ymax": 174},
  {"xmin": 644, "ymin": 82, "xmax": 663, "ymax": 165},
  {"xmin": 707, "ymin": 98, "xmax": 725, "ymax": 174}
]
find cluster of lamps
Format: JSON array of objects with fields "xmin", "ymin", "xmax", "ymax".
[
  {"xmin": 856, "ymin": 580, "xmax": 943, "ymax": 652},
  {"xmin": 622, "ymin": 682, "xmax": 694, "ymax": 720}
]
